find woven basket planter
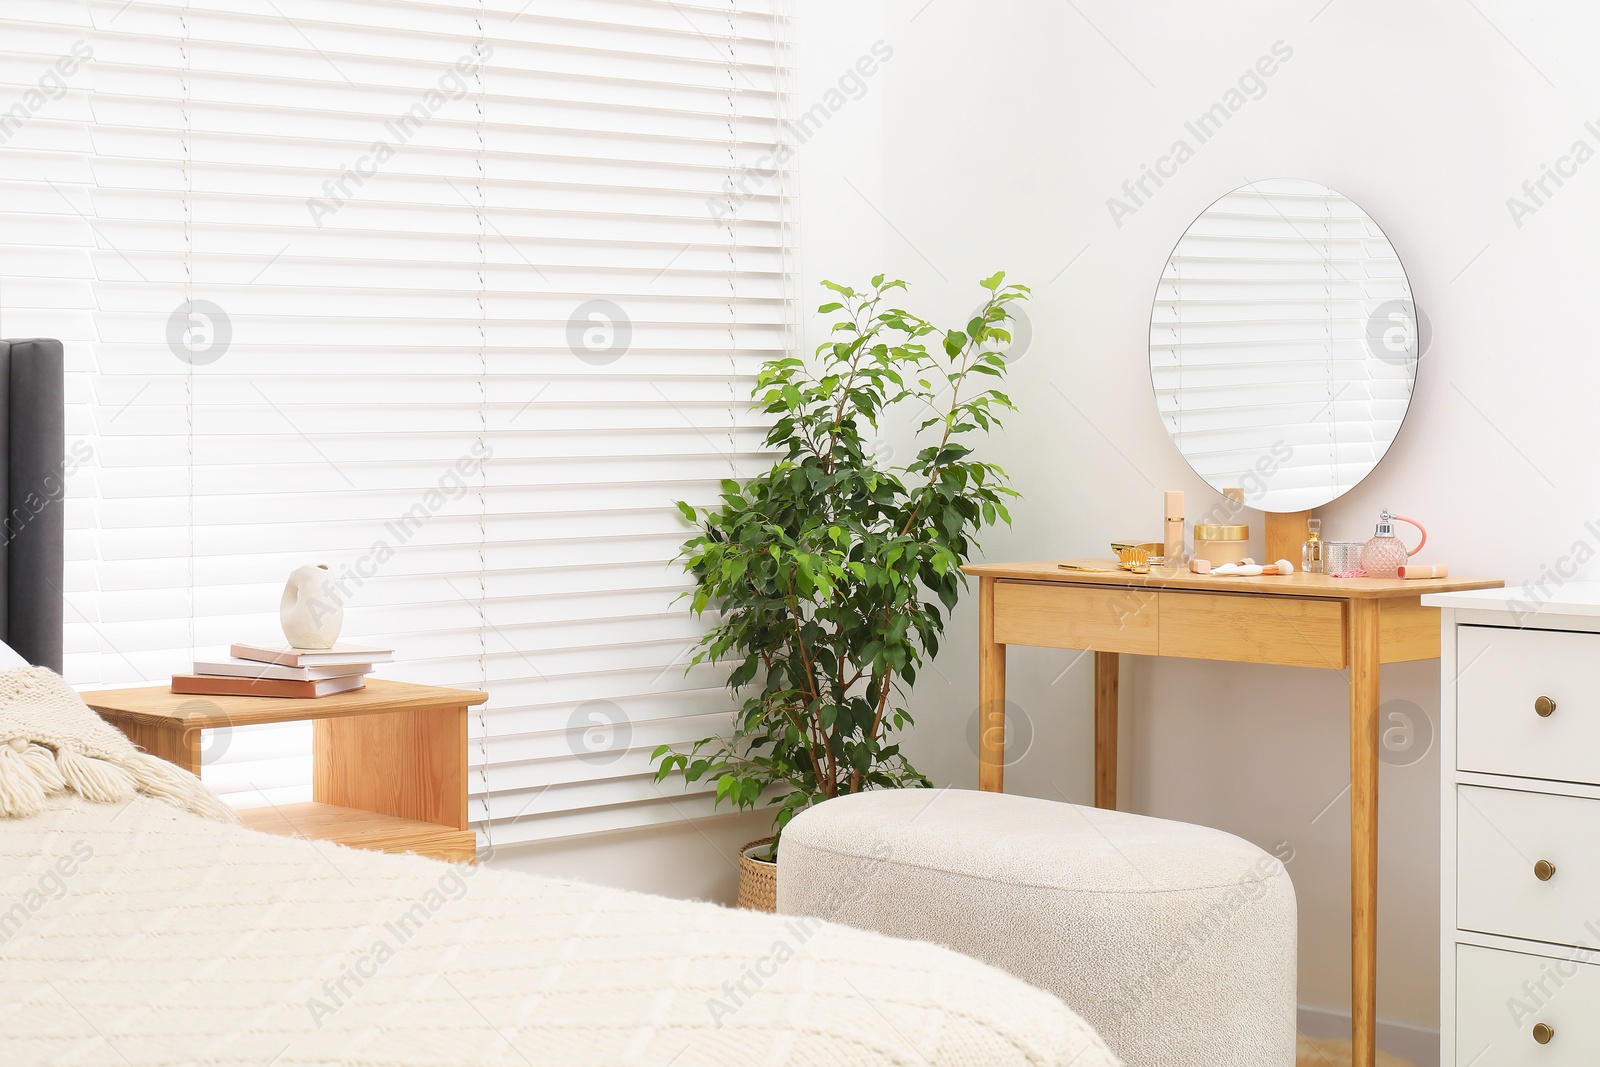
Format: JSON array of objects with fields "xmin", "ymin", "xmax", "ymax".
[{"xmin": 737, "ymin": 837, "xmax": 777, "ymax": 912}]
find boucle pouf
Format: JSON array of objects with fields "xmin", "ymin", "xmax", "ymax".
[{"xmin": 778, "ymin": 788, "xmax": 1297, "ymax": 1067}]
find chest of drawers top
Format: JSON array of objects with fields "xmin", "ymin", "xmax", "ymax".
[{"xmin": 1424, "ymin": 582, "xmax": 1600, "ymax": 624}]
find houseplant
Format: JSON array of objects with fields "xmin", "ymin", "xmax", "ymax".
[{"xmin": 653, "ymin": 273, "xmax": 1029, "ymax": 909}]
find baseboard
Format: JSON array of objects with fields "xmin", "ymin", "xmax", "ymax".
[{"xmin": 1298, "ymin": 1004, "xmax": 1439, "ymax": 1067}]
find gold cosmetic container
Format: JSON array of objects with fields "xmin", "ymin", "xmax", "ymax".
[{"xmin": 1192, "ymin": 523, "xmax": 1250, "ymax": 567}]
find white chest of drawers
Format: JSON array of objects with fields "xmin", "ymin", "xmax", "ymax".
[{"xmin": 1427, "ymin": 586, "xmax": 1600, "ymax": 1066}]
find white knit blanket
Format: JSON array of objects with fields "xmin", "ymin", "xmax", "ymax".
[
  {"xmin": 0, "ymin": 667, "xmax": 232, "ymax": 823},
  {"xmin": 0, "ymin": 680, "xmax": 1118, "ymax": 1067}
]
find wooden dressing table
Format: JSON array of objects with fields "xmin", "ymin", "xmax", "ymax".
[{"xmin": 964, "ymin": 561, "xmax": 1502, "ymax": 1067}]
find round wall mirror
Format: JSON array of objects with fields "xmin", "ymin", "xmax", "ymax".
[{"xmin": 1149, "ymin": 178, "xmax": 1418, "ymax": 513}]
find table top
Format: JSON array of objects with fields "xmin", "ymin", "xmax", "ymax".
[
  {"xmin": 82, "ymin": 677, "xmax": 489, "ymax": 728},
  {"xmin": 962, "ymin": 560, "xmax": 1504, "ymax": 600}
]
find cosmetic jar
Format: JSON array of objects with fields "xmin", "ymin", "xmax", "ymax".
[
  {"xmin": 1192, "ymin": 523, "xmax": 1249, "ymax": 567},
  {"xmin": 1324, "ymin": 541, "xmax": 1365, "ymax": 574}
]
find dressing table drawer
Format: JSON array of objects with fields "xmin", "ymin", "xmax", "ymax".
[
  {"xmin": 1157, "ymin": 592, "xmax": 1345, "ymax": 668},
  {"xmin": 1457, "ymin": 626, "xmax": 1600, "ymax": 784},
  {"xmin": 992, "ymin": 580, "xmax": 1158, "ymax": 655},
  {"xmin": 1457, "ymin": 944, "xmax": 1599, "ymax": 1065},
  {"xmin": 1457, "ymin": 785, "xmax": 1600, "ymax": 947}
]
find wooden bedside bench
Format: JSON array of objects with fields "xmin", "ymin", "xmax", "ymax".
[{"xmin": 84, "ymin": 678, "xmax": 488, "ymax": 864}]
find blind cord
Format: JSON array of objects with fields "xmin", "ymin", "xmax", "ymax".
[
  {"xmin": 474, "ymin": 0, "xmax": 492, "ymax": 848},
  {"xmin": 727, "ymin": 0, "xmax": 739, "ymax": 474},
  {"xmin": 182, "ymin": 0, "xmax": 195, "ymax": 659}
]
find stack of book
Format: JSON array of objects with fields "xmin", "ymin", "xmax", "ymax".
[{"xmin": 172, "ymin": 643, "xmax": 394, "ymax": 698}]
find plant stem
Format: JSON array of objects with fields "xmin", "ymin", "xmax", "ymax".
[{"xmin": 781, "ymin": 572, "xmax": 836, "ymax": 794}]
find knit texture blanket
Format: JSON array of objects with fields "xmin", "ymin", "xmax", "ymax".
[
  {"xmin": 0, "ymin": 666, "xmax": 233, "ymax": 823},
  {"xmin": 0, "ymin": 792, "xmax": 1119, "ymax": 1067},
  {"xmin": 0, "ymin": 668, "xmax": 1117, "ymax": 1066}
]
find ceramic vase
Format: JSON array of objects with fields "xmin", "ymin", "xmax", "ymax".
[{"xmin": 280, "ymin": 563, "xmax": 344, "ymax": 649}]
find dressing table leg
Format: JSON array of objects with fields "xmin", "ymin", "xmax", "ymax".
[
  {"xmin": 1094, "ymin": 652, "xmax": 1118, "ymax": 809},
  {"xmin": 978, "ymin": 576, "xmax": 1007, "ymax": 793},
  {"xmin": 1349, "ymin": 598, "xmax": 1381, "ymax": 1067}
]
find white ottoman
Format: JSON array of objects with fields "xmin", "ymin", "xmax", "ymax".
[{"xmin": 778, "ymin": 788, "xmax": 1296, "ymax": 1067}]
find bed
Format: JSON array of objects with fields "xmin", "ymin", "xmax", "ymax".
[
  {"xmin": 0, "ymin": 337, "xmax": 65, "ymax": 674},
  {"xmin": 1, "ymin": 788, "xmax": 1116, "ymax": 1066},
  {"xmin": 0, "ymin": 338, "xmax": 1119, "ymax": 1067}
]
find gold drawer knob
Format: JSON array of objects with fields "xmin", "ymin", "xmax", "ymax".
[
  {"xmin": 1533, "ymin": 1021, "xmax": 1555, "ymax": 1044},
  {"xmin": 1535, "ymin": 695, "xmax": 1557, "ymax": 717},
  {"xmin": 1534, "ymin": 859, "xmax": 1557, "ymax": 881}
]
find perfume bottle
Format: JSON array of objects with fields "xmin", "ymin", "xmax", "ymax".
[
  {"xmin": 1301, "ymin": 518, "xmax": 1324, "ymax": 575},
  {"xmin": 1361, "ymin": 509, "xmax": 1427, "ymax": 579}
]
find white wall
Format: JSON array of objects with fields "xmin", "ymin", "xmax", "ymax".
[
  {"xmin": 798, "ymin": 0, "xmax": 1600, "ymax": 1041},
  {"xmin": 486, "ymin": 809, "xmax": 772, "ymax": 905}
]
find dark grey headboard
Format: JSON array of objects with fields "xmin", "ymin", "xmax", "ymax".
[{"xmin": 0, "ymin": 339, "xmax": 65, "ymax": 671}]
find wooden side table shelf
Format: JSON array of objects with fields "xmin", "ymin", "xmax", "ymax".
[
  {"xmin": 963, "ymin": 561, "xmax": 1503, "ymax": 1067},
  {"xmin": 85, "ymin": 678, "xmax": 488, "ymax": 864}
]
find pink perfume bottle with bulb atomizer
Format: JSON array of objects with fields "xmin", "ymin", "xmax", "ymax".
[{"xmin": 1360, "ymin": 510, "xmax": 1426, "ymax": 579}]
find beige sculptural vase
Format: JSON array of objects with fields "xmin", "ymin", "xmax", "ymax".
[{"xmin": 280, "ymin": 563, "xmax": 344, "ymax": 649}]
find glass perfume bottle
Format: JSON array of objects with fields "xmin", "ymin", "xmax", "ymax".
[
  {"xmin": 1361, "ymin": 509, "xmax": 1427, "ymax": 579},
  {"xmin": 1301, "ymin": 518, "xmax": 1324, "ymax": 574}
]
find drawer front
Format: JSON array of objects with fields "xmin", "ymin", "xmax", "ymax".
[
  {"xmin": 1157, "ymin": 591, "xmax": 1345, "ymax": 668},
  {"xmin": 1458, "ymin": 786, "xmax": 1600, "ymax": 947},
  {"xmin": 1458, "ymin": 944, "xmax": 1600, "ymax": 1065},
  {"xmin": 1379, "ymin": 596, "xmax": 1440, "ymax": 663},
  {"xmin": 992, "ymin": 581, "xmax": 1158, "ymax": 654},
  {"xmin": 1458, "ymin": 626, "xmax": 1600, "ymax": 785}
]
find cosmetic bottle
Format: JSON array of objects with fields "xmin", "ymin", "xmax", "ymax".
[
  {"xmin": 1164, "ymin": 491, "xmax": 1185, "ymax": 563},
  {"xmin": 1302, "ymin": 518, "xmax": 1324, "ymax": 575},
  {"xmin": 1360, "ymin": 509, "xmax": 1427, "ymax": 579}
]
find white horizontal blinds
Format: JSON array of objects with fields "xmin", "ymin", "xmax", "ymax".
[
  {"xmin": 48, "ymin": 0, "xmax": 793, "ymax": 829},
  {"xmin": 78, "ymin": 0, "xmax": 498, "ymax": 809},
  {"xmin": 473, "ymin": 0, "xmax": 793, "ymax": 845},
  {"xmin": 200, "ymin": 719, "xmax": 312, "ymax": 804},
  {"xmin": 0, "ymin": 1, "xmax": 100, "ymax": 657},
  {"xmin": 1151, "ymin": 178, "xmax": 1414, "ymax": 513}
]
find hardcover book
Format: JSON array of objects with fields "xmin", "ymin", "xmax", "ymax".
[
  {"xmin": 228, "ymin": 642, "xmax": 395, "ymax": 668},
  {"xmin": 191, "ymin": 658, "xmax": 372, "ymax": 682},
  {"xmin": 170, "ymin": 674, "xmax": 368, "ymax": 699}
]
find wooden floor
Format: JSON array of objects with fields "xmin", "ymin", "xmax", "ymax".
[{"xmin": 1297, "ymin": 1036, "xmax": 1419, "ymax": 1067}]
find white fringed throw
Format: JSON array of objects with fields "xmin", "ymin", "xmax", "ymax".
[{"xmin": 0, "ymin": 666, "xmax": 233, "ymax": 822}]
